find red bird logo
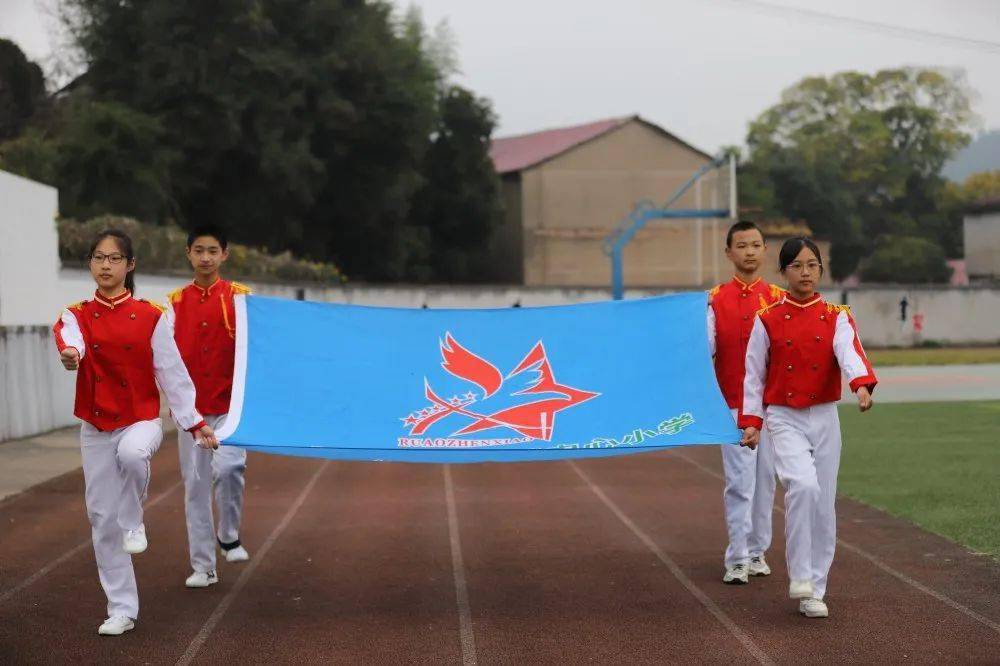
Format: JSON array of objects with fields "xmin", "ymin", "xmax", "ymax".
[{"xmin": 401, "ymin": 333, "xmax": 599, "ymax": 441}]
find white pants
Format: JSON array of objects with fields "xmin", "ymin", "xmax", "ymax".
[
  {"xmin": 766, "ymin": 403, "xmax": 841, "ymax": 600},
  {"xmin": 177, "ymin": 414, "xmax": 247, "ymax": 572},
  {"xmin": 721, "ymin": 408, "xmax": 776, "ymax": 567},
  {"xmin": 80, "ymin": 419, "xmax": 163, "ymax": 619}
]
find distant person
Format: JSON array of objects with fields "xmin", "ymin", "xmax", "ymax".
[
  {"xmin": 53, "ymin": 229, "xmax": 216, "ymax": 636},
  {"xmin": 707, "ymin": 221, "xmax": 782, "ymax": 585},
  {"xmin": 168, "ymin": 225, "xmax": 253, "ymax": 592},
  {"xmin": 739, "ymin": 237, "xmax": 877, "ymax": 619}
]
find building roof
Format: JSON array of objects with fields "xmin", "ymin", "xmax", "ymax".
[
  {"xmin": 756, "ymin": 219, "xmax": 814, "ymax": 238},
  {"xmin": 738, "ymin": 209, "xmax": 818, "ymax": 239},
  {"xmin": 490, "ymin": 115, "xmax": 713, "ymax": 175}
]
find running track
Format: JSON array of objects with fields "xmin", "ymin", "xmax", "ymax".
[{"xmin": 1, "ymin": 439, "xmax": 998, "ymax": 664}]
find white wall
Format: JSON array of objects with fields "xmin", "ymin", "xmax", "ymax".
[
  {"xmin": 843, "ymin": 287, "xmax": 1000, "ymax": 347},
  {"xmin": 0, "ymin": 170, "xmax": 60, "ymax": 326},
  {"xmin": 53, "ymin": 267, "xmax": 661, "ymax": 312},
  {"xmin": 53, "ymin": 273, "xmax": 1000, "ymax": 348}
]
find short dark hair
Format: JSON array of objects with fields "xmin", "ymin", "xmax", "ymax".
[
  {"xmin": 187, "ymin": 224, "xmax": 228, "ymax": 250},
  {"xmin": 778, "ymin": 236, "xmax": 823, "ymax": 274},
  {"xmin": 726, "ymin": 220, "xmax": 764, "ymax": 248}
]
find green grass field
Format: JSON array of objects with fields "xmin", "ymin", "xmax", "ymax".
[
  {"xmin": 868, "ymin": 347, "xmax": 1000, "ymax": 367},
  {"xmin": 839, "ymin": 401, "xmax": 1000, "ymax": 559}
]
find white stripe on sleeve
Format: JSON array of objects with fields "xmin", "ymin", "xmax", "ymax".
[
  {"xmin": 833, "ymin": 311, "xmax": 873, "ymax": 384},
  {"xmin": 741, "ymin": 316, "xmax": 770, "ymax": 422},
  {"xmin": 152, "ymin": 312, "xmax": 203, "ymax": 430}
]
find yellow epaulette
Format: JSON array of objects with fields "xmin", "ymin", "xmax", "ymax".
[
  {"xmin": 167, "ymin": 287, "xmax": 184, "ymax": 304},
  {"xmin": 707, "ymin": 284, "xmax": 722, "ymax": 303},
  {"xmin": 140, "ymin": 299, "xmax": 166, "ymax": 313},
  {"xmin": 826, "ymin": 303, "xmax": 852, "ymax": 316},
  {"xmin": 756, "ymin": 300, "xmax": 782, "ymax": 317},
  {"xmin": 769, "ymin": 284, "xmax": 786, "ymax": 300},
  {"xmin": 230, "ymin": 281, "xmax": 252, "ymax": 295},
  {"xmin": 65, "ymin": 300, "xmax": 86, "ymax": 312}
]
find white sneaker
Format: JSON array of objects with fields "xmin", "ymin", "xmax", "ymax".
[
  {"xmin": 799, "ymin": 597, "xmax": 829, "ymax": 618},
  {"xmin": 789, "ymin": 579, "xmax": 813, "ymax": 599},
  {"xmin": 723, "ymin": 563, "xmax": 749, "ymax": 584},
  {"xmin": 98, "ymin": 615, "xmax": 135, "ymax": 636},
  {"xmin": 185, "ymin": 571, "xmax": 219, "ymax": 588},
  {"xmin": 225, "ymin": 545, "xmax": 250, "ymax": 563},
  {"xmin": 123, "ymin": 525, "xmax": 147, "ymax": 554},
  {"xmin": 749, "ymin": 555, "xmax": 771, "ymax": 577}
]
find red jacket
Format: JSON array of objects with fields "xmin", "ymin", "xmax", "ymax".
[
  {"xmin": 738, "ymin": 293, "xmax": 877, "ymax": 430},
  {"xmin": 168, "ymin": 279, "xmax": 251, "ymax": 415},
  {"xmin": 53, "ymin": 291, "xmax": 204, "ymax": 432},
  {"xmin": 708, "ymin": 277, "xmax": 784, "ymax": 408}
]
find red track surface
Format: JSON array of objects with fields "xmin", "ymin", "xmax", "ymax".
[{"xmin": 2, "ymin": 440, "xmax": 998, "ymax": 664}]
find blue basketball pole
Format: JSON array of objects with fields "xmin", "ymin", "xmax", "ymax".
[{"xmin": 604, "ymin": 155, "xmax": 737, "ymax": 300}]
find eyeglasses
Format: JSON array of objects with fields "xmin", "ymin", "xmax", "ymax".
[
  {"xmin": 90, "ymin": 253, "xmax": 127, "ymax": 265},
  {"xmin": 786, "ymin": 261, "xmax": 821, "ymax": 273}
]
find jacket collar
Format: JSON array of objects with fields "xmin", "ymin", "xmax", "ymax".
[
  {"xmin": 731, "ymin": 275, "xmax": 762, "ymax": 291},
  {"xmin": 783, "ymin": 292, "xmax": 823, "ymax": 309},
  {"xmin": 190, "ymin": 278, "xmax": 224, "ymax": 297},
  {"xmin": 94, "ymin": 290, "xmax": 132, "ymax": 310}
]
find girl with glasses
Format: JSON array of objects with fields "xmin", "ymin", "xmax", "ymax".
[
  {"xmin": 738, "ymin": 237, "xmax": 877, "ymax": 619},
  {"xmin": 52, "ymin": 229, "xmax": 218, "ymax": 636}
]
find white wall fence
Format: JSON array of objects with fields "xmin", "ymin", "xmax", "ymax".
[
  {"xmin": 54, "ymin": 268, "xmax": 658, "ymax": 311},
  {"xmin": 0, "ymin": 326, "xmax": 77, "ymax": 441},
  {"xmin": 43, "ymin": 270, "xmax": 1000, "ymax": 349}
]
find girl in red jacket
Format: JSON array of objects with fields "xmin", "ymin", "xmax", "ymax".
[
  {"xmin": 739, "ymin": 237, "xmax": 876, "ymax": 619},
  {"xmin": 53, "ymin": 229, "xmax": 218, "ymax": 636}
]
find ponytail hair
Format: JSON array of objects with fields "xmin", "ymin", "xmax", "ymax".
[
  {"xmin": 125, "ymin": 264, "xmax": 137, "ymax": 296},
  {"xmin": 87, "ymin": 229, "xmax": 138, "ymax": 295}
]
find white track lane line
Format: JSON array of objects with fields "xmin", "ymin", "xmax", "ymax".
[
  {"xmin": 175, "ymin": 461, "xmax": 331, "ymax": 666},
  {"xmin": 568, "ymin": 460, "xmax": 773, "ymax": 666},
  {"xmin": 673, "ymin": 449, "xmax": 1000, "ymax": 637},
  {"xmin": 0, "ymin": 479, "xmax": 183, "ymax": 604},
  {"xmin": 444, "ymin": 464, "xmax": 477, "ymax": 666}
]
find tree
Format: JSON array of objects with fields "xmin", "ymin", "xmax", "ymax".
[
  {"xmin": 0, "ymin": 39, "xmax": 47, "ymax": 141},
  {"xmin": 56, "ymin": 99, "xmax": 175, "ymax": 221},
  {"xmin": 859, "ymin": 236, "xmax": 952, "ymax": 284},
  {"xmin": 408, "ymin": 86, "xmax": 502, "ymax": 282},
  {"xmin": 0, "ymin": 97, "xmax": 173, "ymax": 221},
  {"xmin": 957, "ymin": 170, "xmax": 1000, "ymax": 202},
  {"xmin": 60, "ymin": 0, "xmax": 443, "ymax": 279},
  {"xmin": 0, "ymin": 129, "xmax": 59, "ymax": 184},
  {"xmin": 742, "ymin": 68, "xmax": 975, "ymax": 279}
]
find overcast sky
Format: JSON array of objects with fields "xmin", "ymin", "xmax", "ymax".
[{"xmin": 2, "ymin": 0, "xmax": 998, "ymax": 154}]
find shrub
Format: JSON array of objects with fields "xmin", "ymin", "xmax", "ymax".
[
  {"xmin": 859, "ymin": 235, "xmax": 952, "ymax": 284},
  {"xmin": 59, "ymin": 216, "xmax": 345, "ymax": 284}
]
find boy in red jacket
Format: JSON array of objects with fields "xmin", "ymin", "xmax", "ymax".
[
  {"xmin": 168, "ymin": 225, "xmax": 252, "ymax": 589},
  {"xmin": 707, "ymin": 221, "xmax": 782, "ymax": 585}
]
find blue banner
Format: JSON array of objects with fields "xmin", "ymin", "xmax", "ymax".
[{"xmin": 215, "ymin": 293, "xmax": 739, "ymax": 463}]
